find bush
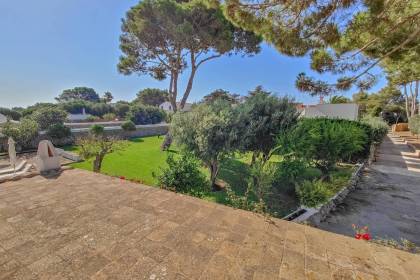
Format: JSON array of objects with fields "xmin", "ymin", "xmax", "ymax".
[
  {"xmin": 0, "ymin": 107, "xmax": 21, "ymax": 121},
  {"xmin": 59, "ymin": 101, "xmax": 115, "ymax": 118},
  {"xmin": 155, "ymin": 153, "xmax": 209, "ymax": 196},
  {"xmin": 121, "ymin": 121, "xmax": 136, "ymax": 131},
  {"xmin": 301, "ymin": 167, "xmax": 323, "ymax": 181},
  {"xmin": 46, "ymin": 123, "xmax": 71, "ymax": 139},
  {"xmin": 30, "ymin": 107, "xmax": 68, "ymax": 130},
  {"xmin": 21, "ymin": 103, "xmax": 58, "ymax": 117},
  {"xmin": 273, "ymin": 159, "xmax": 307, "ymax": 193},
  {"xmin": 296, "ymin": 180, "xmax": 330, "ymax": 208},
  {"xmin": 86, "ymin": 115, "xmax": 101, "ymax": 122},
  {"xmin": 361, "ymin": 116, "xmax": 388, "ymax": 143},
  {"xmin": 59, "ymin": 100, "xmax": 88, "ymax": 114},
  {"xmin": 88, "ymin": 102, "xmax": 114, "ymax": 117},
  {"xmin": 2, "ymin": 119, "xmax": 39, "ymax": 148},
  {"xmin": 102, "ymin": 113, "xmax": 117, "ymax": 121},
  {"xmin": 289, "ymin": 118, "xmax": 368, "ymax": 173},
  {"xmin": 90, "ymin": 124, "xmax": 105, "ymax": 136},
  {"xmin": 127, "ymin": 105, "xmax": 165, "ymax": 125},
  {"xmin": 408, "ymin": 115, "xmax": 420, "ymax": 137},
  {"xmin": 114, "ymin": 102, "xmax": 131, "ymax": 118}
]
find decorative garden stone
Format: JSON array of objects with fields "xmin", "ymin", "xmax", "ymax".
[
  {"xmin": 34, "ymin": 140, "xmax": 61, "ymax": 172},
  {"xmin": 8, "ymin": 137, "xmax": 17, "ymax": 172}
]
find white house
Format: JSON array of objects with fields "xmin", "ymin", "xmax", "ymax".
[
  {"xmin": 159, "ymin": 102, "xmax": 192, "ymax": 112},
  {"xmin": 67, "ymin": 108, "xmax": 92, "ymax": 122},
  {"xmin": 300, "ymin": 103, "xmax": 359, "ymax": 121}
]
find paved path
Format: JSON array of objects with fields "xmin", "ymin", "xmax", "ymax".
[
  {"xmin": 1, "ymin": 169, "xmax": 419, "ymax": 279},
  {"xmin": 319, "ymin": 135, "xmax": 420, "ymax": 245}
]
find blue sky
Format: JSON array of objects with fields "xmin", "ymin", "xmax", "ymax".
[{"xmin": 0, "ymin": 0, "xmax": 386, "ymax": 108}]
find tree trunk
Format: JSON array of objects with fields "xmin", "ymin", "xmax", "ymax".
[
  {"xmin": 209, "ymin": 160, "xmax": 219, "ymax": 191},
  {"xmin": 93, "ymin": 155, "xmax": 103, "ymax": 173},
  {"xmin": 161, "ymin": 132, "xmax": 173, "ymax": 151},
  {"xmin": 250, "ymin": 151, "xmax": 258, "ymax": 166},
  {"xmin": 413, "ymin": 81, "xmax": 419, "ymax": 116},
  {"xmin": 162, "ymin": 71, "xmax": 178, "ymax": 151},
  {"xmin": 410, "ymin": 82, "xmax": 415, "ymax": 117},
  {"xmin": 404, "ymin": 84, "xmax": 410, "ymax": 119},
  {"xmin": 179, "ymin": 53, "xmax": 197, "ymax": 109}
]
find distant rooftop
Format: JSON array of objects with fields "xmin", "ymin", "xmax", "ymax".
[
  {"xmin": 300, "ymin": 103, "xmax": 359, "ymax": 121},
  {"xmin": 0, "ymin": 169, "xmax": 419, "ymax": 279}
]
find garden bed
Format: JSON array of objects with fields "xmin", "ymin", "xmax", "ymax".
[{"xmin": 287, "ymin": 163, "xmax": 364, "ymax": 224}]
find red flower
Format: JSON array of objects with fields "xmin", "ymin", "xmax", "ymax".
[
  {"xmin": 355, "ymin": 233, "xmax": 362, "ymax": 240},
  {"xmin": 120, "ymin": 176, "xmax": 126, "ymax": 180},
  {"xmin": 362, "ymin": 233, "xmax": 371, "ymax": 240}
]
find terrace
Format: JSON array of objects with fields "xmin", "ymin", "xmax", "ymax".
[{"xmin": 1, "ymin": 169, "xmax": 419, "ymax": 279}]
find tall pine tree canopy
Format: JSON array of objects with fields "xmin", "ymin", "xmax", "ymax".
[
  {"xmin": 221, "ymin": 0, "xmax": 420, "ymax": 96},
  {"xmin": 118, "ymin": 0, "xmax": 261, "ymax": 112}
]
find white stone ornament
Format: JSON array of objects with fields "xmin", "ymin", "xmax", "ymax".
[{"xmin": 34, "ymin": 140, "xmax": 61, "ymax": 172}]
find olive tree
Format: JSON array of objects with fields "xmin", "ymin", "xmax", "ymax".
[
  {"xmin": 78, "ymin": 132, "xmax": 126, "ymax": 173},
  {"xmin": 171, "ymin": 101, "xmax": 236, "ymax": 190}
]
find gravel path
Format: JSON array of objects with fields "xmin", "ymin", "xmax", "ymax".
[{"xmin": 319, "ymin": 135, "xmax": 420, "ymax": 245}]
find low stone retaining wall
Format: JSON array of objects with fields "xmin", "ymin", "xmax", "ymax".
[
  {"xmin": 65, "ymin": 121, "xmax": 125, "ymax": 129},
  {"xmin": 71, "ymin": 124, "xmax": 169, "ymax": 139},
  {"xmin": 0, "ymin": 124, "xmax": 169, "ymax": 153}
]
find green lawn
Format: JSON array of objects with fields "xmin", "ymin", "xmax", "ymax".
[
  {"xmin": 66, "ymin": 136, "xmax": 354, "ymax": 217},
  {"xmin": 67, "ymin": 136, "xmax": 175, "ymax": 186}
]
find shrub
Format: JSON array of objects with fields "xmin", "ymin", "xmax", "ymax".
[
  {"xmin": 90, "ymin": 124, "xmax": 105, "ymax": 136},
  {"xmin": 86, "ymin": 115, "xmax": 101, "ymax": 122},
  {"xmin": 155, "ymin": 153, "xmax": 209, "ymax": 196},
  {"xmin": 21, "ymin": 103, "xmax": 58, "ymax": 117},
  {"xmin": 114, "ymin": 102, "xmax": 131, "ymax": 118},
  {"xmin": 2, "ymin": 119, "xmax": 39, "ymax": 148},
  {"xmin": 102, "ymin": 113, "xmax": 117, "ymax": 121},
  {"xmin": 408, "ymin": 115, "xmax": 420, "ymax": 137},
  {"xmin": 289, "ymin": 118, "xmax": 368, "ymax": 173},
  {"xmin": 59, "ymin": 100, "xmax": 88, "ymax": 114},
  {"xmin": 296, "ymin": 180, "xmax": 330, "ymax": 208},
  {"xmin": 273, "ymin": 159, "xmax": 307, "ymax": 193},
  {"xmin": 0, "ymin": 107, "xmax": 21, "ymax": 121},
  {"xmin": 30, "ymin": 107, "xmax": 68, "ymax": 130},
  {"xmin": 88, "ymin": 103, "xmax": 114, "ymax": 117},
  {"xmin": 127, "ymin": 104, "xmax": 165, "ymax": 125},
  {"xmin": 121, "ymin": 120, "xmax": 136, "ymax": 131},
  {"xmin": 301, "ymin": 167, "xmax": 323, "ymax": 181},
  {"xmin": 247, "ymin": 161, "xmax": 275, "ymax": 213},
  {"xmin": 361, "ymin": 116, "xmax": 388, "ymax": 143},
  {"xmin": 46, "ymin": 123, "xmax": 71, "ymax": 139}
]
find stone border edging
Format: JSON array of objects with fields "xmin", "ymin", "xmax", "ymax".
[{"xmin": 0, "ymin": 166, "xmax": 73, "ymax": 184}]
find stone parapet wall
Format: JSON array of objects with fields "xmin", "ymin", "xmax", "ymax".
[
  {"xmin": 0, "ymin": 124, "xmax": 169, "ymax": 153},
  {"xmin": 64, "ymin": 121, "xmax": 125, "ymax": 129}
]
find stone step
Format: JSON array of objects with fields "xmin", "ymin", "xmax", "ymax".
[
  {"xmin": 0, "ymin": 160, "xmax": 27, "ymax": 175},
  {"xmin": 0, "ymin": 163, "xmax": 33, "ymax": 183}
]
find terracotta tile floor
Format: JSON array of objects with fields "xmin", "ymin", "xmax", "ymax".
[{"xmin": 0, "ymin": 169, "xmax": 419, "ymax": 279}]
